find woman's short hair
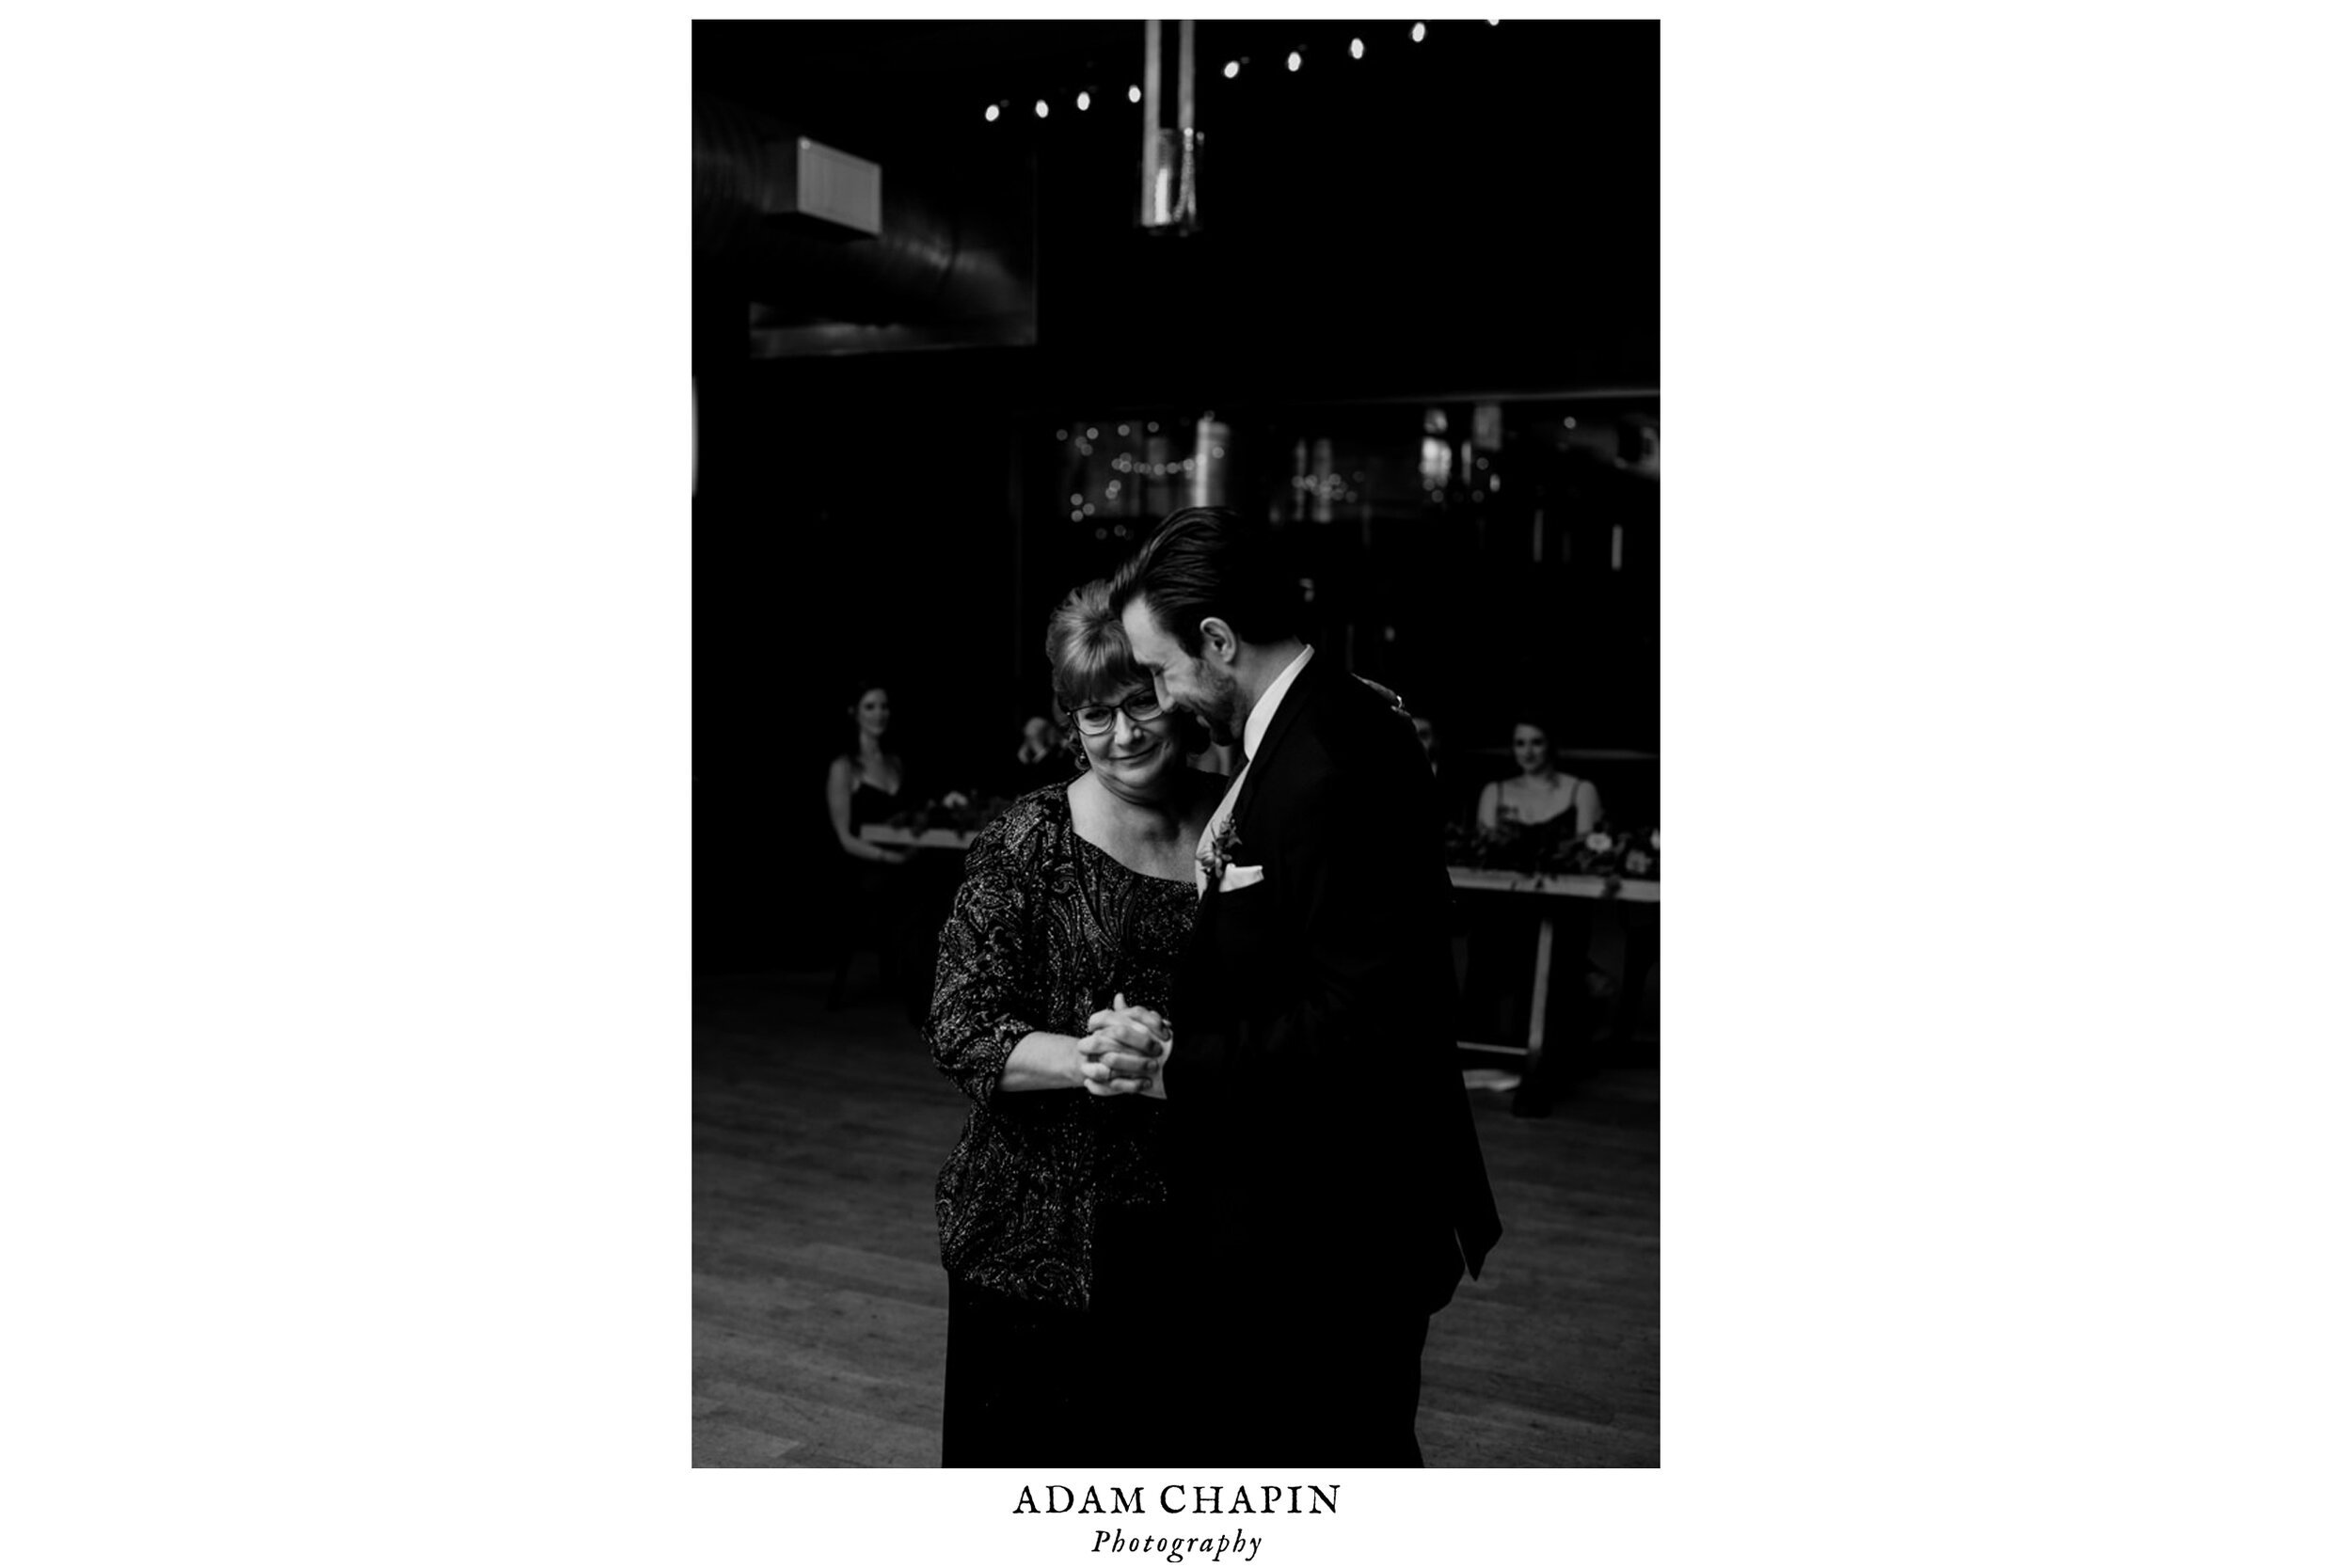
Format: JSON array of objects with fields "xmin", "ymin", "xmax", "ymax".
[
  {"xmin": 1043, "ymin": 580, "xmax": 1206, "ymax": 755},
  {"xmin": 1044, "ymin": 581, "xmax": 1141, "ymax": 712}
]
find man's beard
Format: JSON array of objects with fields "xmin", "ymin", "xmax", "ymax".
[{"xmin": 1195, "ymin": 667, "xmax": 1243, "ymax": 747}]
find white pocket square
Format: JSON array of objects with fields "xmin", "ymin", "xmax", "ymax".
[{"xmin": 1217, "ymin": 863, "xmax": 1265, "ymax": 893}]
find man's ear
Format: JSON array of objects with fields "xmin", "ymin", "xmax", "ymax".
[{"xmin": 1198, "ymin": 616, "xmax": 1239, "ymax": 664}]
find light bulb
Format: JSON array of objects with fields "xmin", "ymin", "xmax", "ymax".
[
  {"xmin": 1035, "ymin": 99, "xmax": 1049, "ymax": 119},
  {"xmin": 1076, "ymin": 90, "xmax": 1090, "ymax": 111},
  {"xmin": 1128, "ymin": 85, "xmax": 1141, "ymax": 103},
  {"xmin": 1411, "ymin": 24, "xmax": 1426, "ymax": 43},
  {"xmin": 1350, "ymin": 38, "xmax": 1365, "ymax": 59},
  {"xmin": 1223, "ymin": 59, "xmax": 1240, "ymax": 79},
  {"xmin": 1287, "ymin": 51, "xmax": 1301, "ymax": 71},
  {"xmin": 984, "ymin": 103, "xmax": 1000, "ymax": 122}
]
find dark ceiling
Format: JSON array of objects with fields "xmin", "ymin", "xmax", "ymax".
[{"xmin": 693, "ymin": 19, "xmax": 1658, "ymax": 404}]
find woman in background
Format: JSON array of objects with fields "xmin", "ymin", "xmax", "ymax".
[
  {"xmin": 1475, "ymin": 717, "xmax": 1602, "ymax": 839},
  {"xmin": 822, "ymin": 683, "xmax": 923, "ymax": 1008},
  {"xmin": 927, "ymin": 581, "xmax": 1219, "ymax": 1465},
  {"xmin": 827, "ymin": 683, "xmax": 913, "ymax": 869},
  {"xmin": 1003, "ymin": 713, "xmax": 1073, "ymax": 798},
  {"xmin": 1469, "ymin": 714, "xmax": 1604, "ymax": 1118}
]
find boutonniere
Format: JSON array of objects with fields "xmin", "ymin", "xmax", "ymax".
[{"xmin": 1198, "ymin": 815, "xmax": 1246, "ymax": 885}]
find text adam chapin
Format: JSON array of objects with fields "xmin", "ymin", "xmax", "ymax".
[{"xmin": 1013, "ymin": 1483, "xmax": 1341, "ymax": 1564}]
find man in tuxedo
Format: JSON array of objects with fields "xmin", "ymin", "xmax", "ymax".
[{"xmin": 1087, "ymin": 506, "xmax": 1502, "ymax": 1466}]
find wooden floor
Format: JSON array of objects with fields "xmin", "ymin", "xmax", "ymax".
[{"xmin": 692, "ymin": 965, "xmax": 1660, "ymax": 1467}]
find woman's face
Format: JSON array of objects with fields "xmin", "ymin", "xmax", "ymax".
[
  {"xmin": 1512, "ymin": 723, "xmax": 1553, "ymax": 776},
  {"xmin": 1079, "ymin": 684, "xmax": 1185, "ymax": 792},
  {"xmin": 851, "ymin": 688, "xmax": 891, "ymax": 739}
]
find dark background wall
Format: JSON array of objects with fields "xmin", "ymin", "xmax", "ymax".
[{"xmin": 693, "ymin": 21, "xmax": 1659, "ymax": 972}]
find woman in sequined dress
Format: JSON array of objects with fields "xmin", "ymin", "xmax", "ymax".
[{"xmin": 926, "ymin": 580, "xmax": 1222, "ymax": 1465}]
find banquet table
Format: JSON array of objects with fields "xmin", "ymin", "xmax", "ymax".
[
  {"xmin": 1446, "ymin": 869, "xmax": 1659, "ymax": 1083},
  {"xmin": 860, "ymin": 824, "xmax": 1656, "ymax": 1077},
  {"xmin": 859, "ymin": 823, "xmax": 977, "ymax": 852}
]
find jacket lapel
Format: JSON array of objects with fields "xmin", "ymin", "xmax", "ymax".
[{"xmin": 1228, "ymin": 654, "xmax": 1322, "ymax": 838}]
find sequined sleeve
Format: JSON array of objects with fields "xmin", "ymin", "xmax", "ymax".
[{"xmin": 926, "ymin": 815, "xmax": 1046, "ymax": 1106}]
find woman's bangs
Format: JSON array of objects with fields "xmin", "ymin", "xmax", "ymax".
[{"xmin": 1063, "ymin": 632, "xmax": 1142, "ymax": 709}]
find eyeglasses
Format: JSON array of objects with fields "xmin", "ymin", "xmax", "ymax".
[{"xmin": 1066, "ymin": 690, "xmax": 1166, "ymax": 736}]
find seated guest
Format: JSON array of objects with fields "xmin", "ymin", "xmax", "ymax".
[
  {"xmin": 822, "ymin": 682, "xmax": 933, "ymax": 1015},
  {"xmin": 827, "ymin": 682, "xmax": 913, "ymax": 870},
  {"xmin": 927, "ymin": 579, "xmax": 1222, "ymax": 1465},
  {"xmin": 1467, "ymin": 715, "xmax": 1604, "ymax": 1118},
  {"xmin": 1003, "ymin": 714, "xmax": 1073, "ymax": 797},
  {"xmin": 1412, "ymin": 711, "xmax": 1479, "ymax": 836},
  {"xmin": 1475, "ymin": 716, "xmax": 1603, "ymax": 839}
]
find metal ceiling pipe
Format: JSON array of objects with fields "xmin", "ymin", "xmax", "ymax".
[{"xmin": 692, "ymin": 93, "xmax": 1028, "ymax": 328}]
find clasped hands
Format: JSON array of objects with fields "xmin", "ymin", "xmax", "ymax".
[{"xmin": 1078, "ymin": 992, "xmax": 1170, "ymax": 1100}]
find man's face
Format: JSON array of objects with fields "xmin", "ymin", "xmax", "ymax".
[{"xmin": 1120, "ymin": 596, "xmax": 1242, "ymax": 747}]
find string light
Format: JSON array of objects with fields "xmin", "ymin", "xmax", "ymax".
[{"xmin": 968, "ymin": 35, "xmax": 1483, "ymax": 136}]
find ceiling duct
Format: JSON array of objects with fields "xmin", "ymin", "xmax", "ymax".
[{"xmin": 693, "ymin": 93, "xmax": 1035, "ymax": 356}]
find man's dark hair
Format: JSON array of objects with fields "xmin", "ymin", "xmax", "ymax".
[{"xmin": 1106, "ymin": 506, "xmax": 1302, "ymax": 657}]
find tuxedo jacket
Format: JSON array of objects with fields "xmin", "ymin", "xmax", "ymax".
[{"xmin": 1163, "ymin": 656, "xmax": 1502, "ymax": 1318}]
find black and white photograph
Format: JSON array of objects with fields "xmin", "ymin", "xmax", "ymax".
[
  {"xmin": 13, "ymin": 4, "xmax": 2352, "ymax": 1562},
  {"xmin": 691, "ymin": 18, "xmax": 1661, "ymax": 1468}
]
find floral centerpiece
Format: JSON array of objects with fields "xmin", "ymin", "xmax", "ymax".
[
  {"xmin": 1444, "ymin": 819, "xmax": 1660, "ymax": 884},
  {"xmin": 887, "ymin": 794, "xmax": 1012, "ymax": 836}
]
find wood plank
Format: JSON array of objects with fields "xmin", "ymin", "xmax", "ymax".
[{"xmin": 694, "ymin": 969, "xmax": 1658, "ymax": 1467}]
